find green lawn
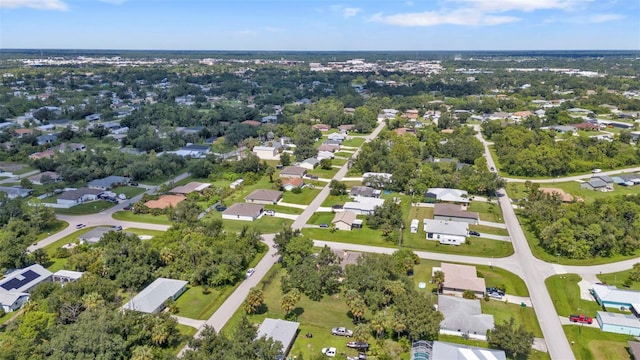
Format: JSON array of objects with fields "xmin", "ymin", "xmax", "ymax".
[
  {"xmin": 321, "ymin": 194, "xmax": 350, "ymax": 207},
  {"xmin": 597, "ymin": 269, "xmax": 640, "ymax": 290},
  {"xmin": 307, "ymin": 167, "xmax": 339, "ymax": 179},
  {"xmin": 35, "ymin": 220, "xmax": 68, "ymax": 241},
  {"xmin": 113, "ymin": 185, "xmax": 146, "ymax": 199},
  {"xmin": 545, "ymin": 274, "xmax": 602, "ymax": 317},
  {"xmin": 222, "ymin": 265, "xmax": 375, "ymax": 359},
  {"xmin": 221, "ymin": 176, "xmax": 273, "ymax": 205},
  {"xmin": 307, "ymin": 212, "xmax": 336, "ymax": 225},
  {"xmin": 174, "ymin": 285, "xmax": 235, "ymax": 320},
  {"xmin": 43, "ymin": 227, "xmax": 98, "ymax": 272},
  {"xmin": 564, "ymin": 325, "xmax": 633, "ymax": 360},
  {"xmin": 303, "ymin": 227, "xmax": 514, "ymax": 258},
  {"xmin": 207, "ymin": 211, "xmax": 293, "ymax": 233},
  {"xmin": 342, "ymin": 137, "xmax": 366, "ymax": 147},
  {"xmin": 281, "ymin": 187, "xmax": 322, "ymax": 205},
  {"xmin": 506, "ymin": 180, "xmax": 640, "ymax": 204},
  {"xmin": 481, "ymin": 300, "xmax": 542, "ymax": 337},
  {"xmin": 335, "ymin": 151, "xmax": 355, "ymax": 158},
  {"xmin": 467, "ymin": 202, "xmax": 504, "ymax": 223},
  {"xmin": 520, "ymin": 215, "xmax": 640, "ymax": 265},
  {"xmin": 54, "ymin": 200, "xmax": 115, "ymax": 215},
  {"xmin": 112, "ymin": 211, "xmax": 172, "ymax": 225},
  {"xmin": 469, "ymin": 224, "xmax": 509, "ymax": 236},
  {"xmin": 263, "ymin": 204, "xmax": 304, "ymax": 215},
  {"xmin": 332, "ymin": 158, "xmax": 347, "ymax": 166}
]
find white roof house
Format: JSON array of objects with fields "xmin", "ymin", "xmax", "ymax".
[
  {"xmin": 0, "ymin": 264, "xmax": 52, "ymax": 293},
  {"xmin": 592, "ymin": 284, "xmax": 640, "ymax": 312},
  {"xmin": 256, "ymin": 318, "xmax": 300, "ymax": 357},
  {"xmin": 122, "ymin": 278, "xmax": 188, "ymax": 314},
  {"xmin": 425, "ymin": 188, "xmax": 469, "ymax": 204},
  {"xmin": 343, "ymin": 196, "xmax": 385, "ymax": 215},
  {"xmin": 52, "ymin": 270, "xmax": 84, "ymax": 284},
  {"xmin": 438, "ymin": 296, "xmax": 494, "ymax": 340},
  {"xmin": 0, "ymin": 292, "xmax": 29, "ymax": 313},
  {"xmin": 430, "ymin": 341, "xmax": 506, "ymax": 360},
  {"xmin": 423, "ymin": 219, "xmax": 469, "ymax": 245}
]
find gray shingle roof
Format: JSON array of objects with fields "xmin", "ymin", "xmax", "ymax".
[{"xmin": 122, "ymin": 278, "xmax": 188, "ymax": 314}]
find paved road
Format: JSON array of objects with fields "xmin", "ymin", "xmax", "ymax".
[
  {"xmin": 502, "ymin": 167, "xmax": 640, "ymax": 184},
  {"xmin": 0, "ymin": 169, "xmax": 40, "ymax": 185}
]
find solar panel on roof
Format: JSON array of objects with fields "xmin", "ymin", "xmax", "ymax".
[{"xmin": 1, "ymin": 270, "xmax": 39, "ymax": 291}]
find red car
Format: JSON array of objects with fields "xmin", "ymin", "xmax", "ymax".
[{"xmin": 569, "ymin": 314, "xmax": 592, "ymax": 324}]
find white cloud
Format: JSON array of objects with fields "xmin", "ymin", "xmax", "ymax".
[
  {"xmin": 371, "ymin": 8, "xmax": 520, "ymax": 26},
  {"xmin": 330, "ymin": 5, "xmax": 362, "ymax": 19},
  {"xmin": 588, "ymin": 13, "xmax": 624, "ymax": 23},
  {"xmin": 0, "ymin": 0, "xmax": 68, "ymax": 10},
  {"xmin": 371, "ymin": 0, "xmax": 597, "ymax": 27}
]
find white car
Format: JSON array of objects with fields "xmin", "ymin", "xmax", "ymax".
[
  {"xmin": 265, "ymin": 210, "xmax": 276, "ymax": 216},
  {"xmin": 592, "ymin": 168, "xmax": 602, "ymax": 173},
  {"xmin": 245, "ymin": 268, "xmax": 255, "ymax": 278},
  {"xmin": 322, "ymin": 347, "xmax": 337, "ymax": 357}
]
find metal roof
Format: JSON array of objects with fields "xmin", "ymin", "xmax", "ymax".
[
  {"xmin": 256, "ymin": 318, "xmax": 300, "ymax": 355},
  {"xmin": 122, "ymin": 278, "xmax": 188, "ymax": 314}
]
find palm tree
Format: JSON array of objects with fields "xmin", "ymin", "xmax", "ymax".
[
  {"xmin": 432, "ymin": 270, "xmax": 445, "ymax": 294},
  {"xmin": 281, "ymin": 289, "xmax": 301, "ymax": 318},
  {"xmin": 151, "ymin": 318, "xmax": 171, "ymax": 346},
  {"xmin": 352, "ymin": 323, "xmax": 370, "ymax": 343},
  {"xmin": 265, "ymin": 166, "xmax": 275, "ymax": 183},
  {"xmin": 159, "ymin": 247, "xmax": 174, "ymax": 266},
  {"xmin": 131, "ymin": 346, "xmax": 154, "ymax": 360},
  {"xmin": 81, "ymin": 292, "xmax": 104, "ymax": 310},
  {"xmin": 243, "ymin": 287, "xmax": 265, "ymax": 314},
  {"xmin": 370, "ymin": 312, "xmax": 388, "ymax": 339},
  {"xmin": 348, "ymin": 297, "xmax": 366, "ymax": 323}
]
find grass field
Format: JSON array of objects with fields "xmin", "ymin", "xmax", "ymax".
[
  {"xmin": 54, "ymin": 200, "xmax": 115, "ymax": 215},
  {"xmin": 222, "ymin": 265, "xmax": 374, "ymax": 359},
  {"xmin": 307, "ymin": 167, "xmax": 339, "ymax": 178},
  {"xmin": 342, "ymin": 137, "xmax": 366, "ymax": 147},
  {"xmin": 307, "ymin": 212, "xmax": 336, "ymax": 225},
  {"xmin": 263, "ymin": 204, "xmax": 304, "ymax": 215},
  {"xmin": 36, "ymin": 220, "xmax": 68, "ymax": 241},
  {"xmin": 112, "ymin": 211, "xmax": 172, "ymax": 225},
  {"xmin": 113, "ymin": 185, "xmax": 146, "ymax": 199},
  {"xmin": 545, "ymin": 274, "xmax": 602, "ymax": 317},
  {"xmin": 469, "ymin": 224, "xmax": 509, "ymax": 236},
  {"xmin": 281, "ymin": 187, "xmax": 322, "ymax": 205},
  {"xmin": 564, "ymin": 325, "xmax": 633, "ymax": 360},
  {"xmin": 506, "ymin": 180, "xmax": 640, "ymax": 204},
  {"xmin": 467, "ymin": 202, "xmax": 504, "ymax": 223},
  {"xmin": 174, "ymin": 285, "xmax": 235, "ymax": 320},
  {"xmin": 598, "ymin": 269, "xmax": 640, "ymax": 290},
  {"xmin": 321, "ymin": 194, "xmax": 350, "ymax": 207},
  {"xmin": 482, "ymin": 300, "xmax": 542, "ymax": 337}
]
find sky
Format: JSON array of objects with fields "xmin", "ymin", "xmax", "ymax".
[{"xmin": 1, "ymin": 0, "xmax": 639, "ymax": 51}]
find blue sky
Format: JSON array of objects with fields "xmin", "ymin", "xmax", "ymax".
[{"xmin": 1, "ymin": 0, "xmax": 639, "ymax": 50}]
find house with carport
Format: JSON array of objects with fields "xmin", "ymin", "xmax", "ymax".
[
  {"xmin": 423, "ymin": 219, "xmax": 468, "ymax": 245},
  {"xmin": 245, "ymin": 189, "xmax": 283, "ymax": 205},
  {"xmin": 122, "ymin": 278, "xmax": 188, "ymax": 314},
  {"xmin": 279, "ymin": 166, "xmax": 307, "ymax": 179},
  {"xmin": 56, "ymin": 188, "xmax": 103, "ymax": 207},
  {"xmin": 425, "ymin": 188, "xmax": 470, "ymax": 207},
  {"xmin": 596, "ymin": 311, "xmax": 640, "ymax": 336},
  {"xmin": 591, "ymin": 284, "xmax": 640, "ymax": 314}
]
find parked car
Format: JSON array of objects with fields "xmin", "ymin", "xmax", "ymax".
[
  {"xmin": 488, "ymin": 292, "xmax": 503, "ymax": 300},
  {"xmin": 569, "ymin": 314, "xmax": 593, "ymax": 324},
  {"xmin": 346, "ymin": 341, "xmax": 369, "ymax": 350},
  {"xmin": 592, "ymin": 168, "xmax": 602, "ymax": 173},
  {"xmin": 76, "ymin": 224, "xmax": 86, "ymax": 229},
  {"xmin": 490, "ymin": 166, "xmax": 495, "ymax": 172},
  {"xmin": 486, "ymin": 287, "xmax": 505, "ymax": 296},
  {"xmin": 322, "ymin": 347, "xmax": 337, "ymax": 357},
  {"xmin": 331, "ymin": 327, "xmax": 353, "ymax": 337},
  {"xmin": 130, "ymin": 182, "xmax": 139, "ymax": 186},
  {"xmin": 215, "ymin": 205, "xmax": 227, "ymax": 212},
  {"xmin": 113, "ymin": 226, "xmax": 123, "ymax": 231},
  {"xmin": 245, "ymin": 268, "xmax": 255, "ymax": 278},
  {"xmin": 265, "ymin": 210, "xmax": 276, "ymax": 216},
  {"xmin": 319, "ymin": 223, "xmax": 330, "ymax": 228},
  {"xmin": 331, "ymin": 204, "xmax": 343, "ymax": 210},
  {"xmin": 469, "ymin": 230, "xmax": 480, "ymax": 237}
]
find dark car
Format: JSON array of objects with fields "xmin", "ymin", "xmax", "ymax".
[
  {"xmin": 346, "ymin": 341, "xmax": 369, "ymax": 350},
  {"xmin": 319, "ymin": 223, "xmax": 329, "ymax": 228},
  {"xmin": 486, "ymin": 287, "xmax": 505, "ymax": 296},
  {"xmin": 331, "ymin": 204, "xmax": 344, "ymax": 210},
  {"xmin": 215, "ymin": 205, "xmax": 227, "ymax": 212},
  {"xmin": 469, "ymin": 230, "xmax": 481, "ymax": 237},
  {"xmin": 130, "ymin": 182, "xmax": 139, "ymax": 186}
]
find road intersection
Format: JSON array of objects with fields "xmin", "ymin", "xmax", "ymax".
[{"xmin": 30, "ymin": 121, "xmax": 640, "ymax": 359}]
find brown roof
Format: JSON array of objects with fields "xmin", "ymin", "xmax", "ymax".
[
  {"xmin": 15, "ymin": 128, "xmax": 33, "ymax": 135},
  {"xmin": 441, "ymin": 263, "xmax": 485, "ymax": 293},
  {"xmin": 317, "ymin": 144, "xmax": 339, "ymax": 152},
  {"xmin": 282, "ymin": 178, "xmax": 304, "ymax": 188},
  {"xmin": 338, "ymin": 124, "xmax": 355, "ymax": 131},
  {"xmin": 433, "ymin": 203, "xmax": 479, "ymax": 220},
  {"xmin": 222, "ymin": 203, "xmax": 264, "ymax": 217},
  {"xmin": 538, "ymin": 187, "xmax": 583, "ymax": 202},
  {"xmin": 332, "ymin": 210, "xmax": 357, "ymax": 226},
  {"xmin": 628, "ymin": 342, "xmax": 640, "ymax": 360},
  {"xmin": 144, "ymin": 195, "xmax": 186, "ymax": 209},
  {"xmin": 313, "ymin": 124, "xmax": 331, "ymax": 131},
  {"xmin": 513, "ymin": 110, "xmax": 533, "ymax": 118},
  {"xmin": 279, "ymin": 166, "xmax": 307, "ymax": 177},
  {"xmin": 572, "ymin": 122, "xmax": 599, "ymax": 131},
  {"xmin": 245, "ymin": 189, "xmax": 283, "ymax": 202},
  {"xmin": 331, "ymin": 249, "xmax": 363, "ymax": 269},
  {"xmin": 241, "ymin": 120, "xmax": 261, "ymax": 127},
  {"xmin": 440, "ymin": 128, "xmax": 455, "ymax": 134}
]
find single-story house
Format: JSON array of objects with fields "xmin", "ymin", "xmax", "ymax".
[
  {"xmin": 423, "ymin": 219, "xmax": 468, "ymax": 245},
  {"xmin": 0, "ymin": 187, "xmax": 32, "ymax": 199},
  {"xmin": 327, "ymin": 132, "xmax": 347, "ymax": 142},
  {"xmin": 122, "ymin": 278, "xmax": 188, "ymax": 314},
  {"xmin": 0, "ymin": 292, "xmax": 29, "ymax": 313},
  {"xmin": 230, "ymin": 179, "xmax": 244, "ymax": 189},
  {"xmin": 256, "ymin": 318, "xmax": 300, "ymax": 358},
  {"xmin": 245, "ymin": 189, "xmax": 283, "ymax": 205},
  {"xmin": 362, "ymin": 172, "xmax": 393, "ymax": 188},
  {"xmin": 332, "ymin": 210, "xmax": 357, "ymax": 231},
  {"xmin": 317, "ymin": 144, "xmax": 339, "ymax": 152},
  {"xmin": 322, "ymin": 139, "xmax": 342, "ymax": 147},
  {"xmin": 350, "ymin": 186, "xmax": 378, "ymax": 198},
  {"xmin": 438, "ymin": 296, "xmax": 494, "ymax": 340},
  {"xmin": 79, "ymin": 226, "xmax": 117, "ymax": 244},
  {"xmin": 37, "ymin": 134, "xmax": 58, "ymax": 145},
  {"xmin": 279, "ymin": 166, "xmax": 307, "ymax": 179},
  {"xmin": 628, "ymin": 341, "xmax": 640, "ymax": 360},
  {"xmin": 436, "ymin": 263, "xmax": 485, "ymax": 297},
  {"xmin": 222, "ymin": 203, "xmax": 264, "ymax": 221},
  {"xmin": 592, "ymin": 174, "xmax": 614, "ymax": 185},
  {"xmin": 88, "ymin": 175, "xmax": 130, "ymax": 190},
  {"xmin": 343, "ymin": 196, "xmax": 385, "ymax": 215},
  {"xmin": 591, "ymin": 284, "xmax": 640, "ymax": 313},
  {"xmin": 429, "ymin": 341, "xmax": 506, "ymax": 360},
  {"xmin": 596, "ymin": 311, "xmax": 640, "ymax": 336},
  {"xmin": 144, "ymin": 194, "xmax": 186, "ymax": 209},
  {"xmin": 572, "ymin": 122, "xmax": 600, "ymax": 131},
  {"xmin": 433, "ymin": 203, "xmax": 479, "ymax": 225},
  {"xmin": 338, "ymin": 124, "xmax": 355, "ymax": 133},
  {"xmin": 545, "ymin": 125, "xmax": 578, "ymax": 135},
  {"xmin": 171, "ymin": 182, "xmax": 211, "ymax": 195},
  {"xmin": 619, "ymin": 173, "xmax": 640, "ymax": 185},
  {"xmin": 28, "ymin": 171, "xmax": 61, "ymax": 185},
  {"xmin": 317, "ymin": 151, "xmax": 335, "ymax": 160},
  {"xmin": 52, "ymin": 270, "xmax": 84, "ymax": 284},
  {"xmin": 0, "ymin": 264, "xmax": 53, "ymax": 293},
  {"xmin": 299, "ymin": 158, "xmax": 320, "ymax": 170},
  {"xmin": 580, "ymin": 178, "xmax": 612, "ymax": 191},
  {"xmin": 425, "ymin": 188, "xmax": 470, "ymax": 205},
  {"xmin": 331, "ymin": 249, "xmax": 363, "ymax": 270},
  {"xmin": 312, "ymin": 124, "xmax": 331, "ymax": 131},
  {"xmin": 57, "ymin": 188, "xmax": 104, "ymax": 207},
  {"xmin": 282, "ymin": 178, "xmax": 304, "ymax": 191},
  {"xmin": 253, "ymin": 144, "xmax": 282, "ymax": 160}
]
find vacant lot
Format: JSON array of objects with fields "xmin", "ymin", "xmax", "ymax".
[
  {"xmin": 545, "ymin": 274, "xmax": 602, "ymax": 317},
  {"xmin": 54, "ymin": 200, "xmax": 114, "ymax": 215},
  {"xmin": 112, "ymin": 211, "xmax": 172, "ymax": 225},
  {"xmin": 564, "ymin": 325, "xmax": 633, "ymax": 360}
]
